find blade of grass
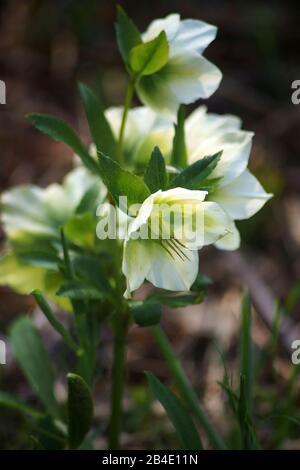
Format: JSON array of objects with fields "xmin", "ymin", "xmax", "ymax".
[{"xmin": 151, "ymin": 325, "xmax": 226, "ymax": 449}]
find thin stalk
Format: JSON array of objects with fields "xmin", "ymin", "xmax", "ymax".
[
  {"xmin": 151, "ymin": 325, "xmax": 226, "ymax": 450},
  {"xmin": 108, "ymin": 242, "xmax": 129, "ymax": 449},
  {"xmin": 108, "ymin": 309, "xmax": 128, "ymax": 449},
  {"xmin": 116, "ymin": 78, "xmax": 135, "ymax": 162}
]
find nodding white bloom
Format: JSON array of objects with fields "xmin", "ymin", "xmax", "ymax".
[
  {"xmin": 122, "ymin": 187, "xmax": 232, "ymax": 298},
  {"xmin": 106, "ymin": 105, "xmax": 272, "ymax": 250},
  {"xmin": 136, "ymin": 14, "xmax": 222, "ymax": 119}
]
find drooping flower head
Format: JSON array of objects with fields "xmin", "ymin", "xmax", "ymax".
[
  {"xmin": 136, "ymin": 14, "xmax": 222, "ymax": 119},
  {"xmin": 122, "ymin": 187, "xmax": 232, "ymax": 298}
]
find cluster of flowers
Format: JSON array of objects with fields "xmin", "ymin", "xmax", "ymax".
[{"xmin": 0, "ymin": 13, "xmax": 272, "ymax": 301}]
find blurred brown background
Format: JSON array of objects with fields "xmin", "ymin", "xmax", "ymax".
[{"xmin": 0, "ymin": 0, "xmax": 300, "ymax": 449}]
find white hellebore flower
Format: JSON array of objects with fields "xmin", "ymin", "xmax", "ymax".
[
  {"xmin": 122, "ymin": 187, "xmax": 232, "ymax": 298},
  {"xmin": 106, "ymin": 105, "xmax": 272, "ymax": 251},
  {"xmin": 137, "ymin": 14, "xmax": 222, "ymax": 119}
]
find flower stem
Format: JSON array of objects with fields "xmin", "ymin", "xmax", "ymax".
[
  {"xmin": 108, "ymin": 309, "xmax": 128, "ymax": 449},
  {"xmin": 151, "ymin": 325, "xmax": 227, "ymax": 450},
  {"xmin": 116, "ymin": 78, "xmax": 135, "ymax": 162}
]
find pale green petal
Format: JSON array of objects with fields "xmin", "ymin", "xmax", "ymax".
[
  {"xmin": 186, "ymin": 107, "xmax": 253, "ymax": 187},
  {"xmin": 122, "ymin": 239, "xmax": 152, "ymax": 298},
  {"xmin": 203, "ymin": 201, "xmax": 232, "ymax": 246},
  {"xmin": 0, "ymin": 252, "xmax": 70, "ymax": 309},
  {"xmin": 105, "ymin": 106, "xmax": 173, "ymax": 164},
  {"xmin": 212, "ymin": 170, "xmax": 272, "ymax": 220},
  {"xmin": 137, "ymin": 52, "xmax": 222, "ymax": 119},
  {"xmin": 215, "ymin": 221, "xmax": 241, "ymax": 251},
  {"xmin": 146, "ymin": 241, "xmax": 199, "ymax": 292},
  {"xmin": 1, "ymin": 167, "xmax": 105, "ymax": 241}
]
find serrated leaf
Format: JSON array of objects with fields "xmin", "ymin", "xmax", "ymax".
[
  {"xmin": 115, "ymin": 5, "xmax": 142, "ymax": 63},
  {"xmin": 98, "ymin": 152, "xmax": 150, "ymax": 209},
  {"xmin": 79, "ymin": 83, "xmax": 116, "ymax": 159},
  {"xmin": 144, "ymin": 146, "xmax": 167, "ymax": 193},
  {"xmin": 171, "ymin": 106, "xmax": 187, "ymax": 168},
  {"xmin": 129, "ymin": 31, "xmax": 169, "ymax": 76},
  {"xmin": 67, "ymin": 373, "xmax": 93, "ymax": 449},
  {"xmin": 26, "ymin": 113, "xmax": 99, "ymax": 174},
  {"xmin": 170, "ymin": 152, "xmax": 222, "ymax": 189},
  {"xmin": 130, "ymin": 301, "xmax": 162, "ymax": 326},
  {"xmin": 10, "ymin": 317, "xmax": 60, "ymax": 418},
  {"xmin": 146, "ymin": 372, "xmax": 203, "ymax": 450}
]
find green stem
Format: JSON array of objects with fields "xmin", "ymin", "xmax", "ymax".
[
  {"xmin": 108, "ymin": 309, "xmax": 128, "ymax": 449},
  {"xmin": 116, "ymin": 79, "xmax": 135, "ymax": 162},
  {"xmin": 151, "ymin": 325, "xmax": 226, "ymax": 450}
]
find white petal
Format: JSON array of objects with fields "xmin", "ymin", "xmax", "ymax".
[
  {"xmin": 137, "ymin": 52, "xmax": 222, "ymax": 119},
  {"xmin": 167, "ymin": 52, "xmax": 222, "ymax": 103},
  {"xmin": 142, "ymin": 14, "xmax": 180, "ymax": 43},
  {"xmin": 122, "ymin": 239, "xmax": 152, "ymax": 298},
  {"xmin": 146, "ymin": 242, "xmax": 199, "ymax": 292},
  {"xmin": 105, "ymin": 106, "xmax": 173, "ymax": 164},
  {"xmin": 215, "ymin": 221, "xmax": 241, "ymax": 250},
  {"xmin": 202, "ymin": 201, "xmax": 232, "ymax": 246},
  {"xmin": 171, "ymin": 19, "xmax": 217, "ymax": 54},
  {"xmin": 212, "ymin": 170, "xmax": 272, "ymax": 220}
]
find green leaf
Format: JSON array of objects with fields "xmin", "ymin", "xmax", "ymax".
[
  {"xmin": 56, "ymin": 280, "xmax": 106, "ymax": 300},
  {"xmin": 240, "ymin": 290, "xmax": 252, "ymax": 413},
  {"xmin": 0, "ymin": 391, "xmax": 44, "ymax": 419},
  {"xmin": 98, "ymin": 152, "xmax": 150, "ymax": 209},
  {"xmin": 129, "ymin": 31, "xmax": 169, "ymax": 76},
  {"xmin": 10, "ymin": 317, "xmax": 60, "ymax": 418},
  {"xmin": 146, "ymin": 372, "xmax": 203, "ymax": 450},
  {"xmin": 67, "ymin": 373, "xmax": 93, "ymax": 449},
  {"xmin": 146, "ymin": 275, "xmax": 209, "ymax": 308},
  {"xmin": 171, "ymin": 106, "xmax": 188, "ymax": 168},
  {"xmin": 26, "ymin": 113, "xmax": 99, "ymax": 174},
  {"xmin": 31, "ymin": 289, "xmax": 79, "ymax": 353},
  {"xmin": 144, "ymin": 146, "xmax": 167, "ymax": 193},
  {"xmin": 238, "ymin": 375, "xmax": 258, "ymax": 450},
  {"xmin": 115, "ymin": 5, "xmax": 142, "ymax": 63},
  {"xmin": 72, "ymin": 253, "xmax": 111, "ymax": 293},
  {"xmin": 130, "ymin": 301, "xmax": 162, "ymax": 326},
  {"xmin": 79, "ymin": 83, "xmax": 116, "ymax": 159},
  {"xmin": 170, "ymin": 152, "xmax": 222, "ymax": 189}
]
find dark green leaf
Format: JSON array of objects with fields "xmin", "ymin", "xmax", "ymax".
[
  {"xmin": 171, "ymin": 106, "xmax": 187, "ymax": 168},
  {"xmin": 72, "ymin": 254, "xmax": 111, "ymax": 292},
  {"xmin": 130, "ymin": 301, "xmax": 162, "ymax": 326},
  {"xmin": 144, "ymin": 146, "xmax": 167, "ymax": 193},
  {"xmin": 98, "ymin": 152, "xmax": 150, "ymax": 209},
  {"xmin": 32, "ymin": 289, "xmax": 78, "ymax": 353},
  {"xmin": 238, "ymin": 374, "xmax": 258, "ymax": 449},
  {"xmin": 148, "ymin": 291, "xmax": 205, "ymax": 309},
  {"xmin": 240, "ymin": 290, "xmax": 252, "ymax": 413},
  {"xmin": 170, "ymin": 152, "xmax": 222, "ymax": 189},
  {"xmin": 26, "ymin": 113, "xmax": 99, "ymax": 174},
  {"xmin": 10, "ymin": 317, "xmax": 60, "ymax": 418},
  {"xmin": 0, "ymin": 391, "xmax": 44, "ymax": 419},
  {"xmin": 56, "ymin": 281, "xmax": 106, "ymax": 300},
  {"xmin": 67, "ymin": 373, "xmax": 93, "ymax": 449},
  {"xmin": 79, "ymin": 83, "xmax": 116, "ymax": 159},
  {"xmin": 115, "ymin": 5, "xmax": 142, "ymax": 63},
  {"xmin": 129, "ymin": 31, "xmax": 169, "ymax": 76},
  {"xmin": 146, "ymin": 372, "xmax": 203, "ymax": 450}
]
